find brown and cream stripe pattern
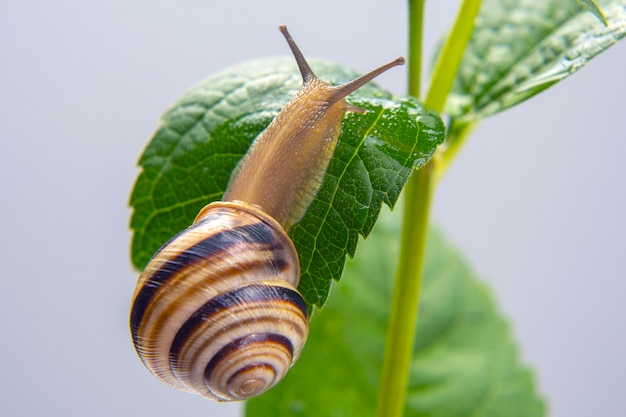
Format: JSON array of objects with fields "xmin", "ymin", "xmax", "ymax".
[{"xmin": 130, "ymin": 201, "xmax": 309, "ymax": 401}]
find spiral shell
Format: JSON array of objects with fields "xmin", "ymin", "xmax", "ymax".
[{"xmin": 130, "ymin": 201, "xmax": 309, "ymax": 401}]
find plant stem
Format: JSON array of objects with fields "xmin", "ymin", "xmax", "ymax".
[
  {"xmin": 374, "ymin": 1, "xmax": 425, "ymax": 417},
  {"xmin": 375, "ymin": 160, "xmax": 434, "ymax": 417},
  {"xmin": 434, "ymin": 121, "xmax": 477, "ymax": 181},
  {"xmin": 425, "ymin": 0, "xmax": 483, "ymax": 113},
  {"xmin": 375, "ymin": 1, "xmax": 482, "ymax": 416},
  {"xmin": 407, "ymin": 0, "xmax": 423, "ymax": 98},
  {"xmin": 429, "ymin": 0, "xmax": 482, "ymax": 180}
]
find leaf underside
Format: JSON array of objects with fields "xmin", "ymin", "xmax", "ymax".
[
  {"xmin": 246, "ymin": 207, "xmax": 544, "ymax": 417},
  {"xmin": 129, "ymin": 57, "xmax": 445, "ymax": 308},
  {"xmin": 447, "ymin": 0, "xmax": 626, "ymax": 122}
]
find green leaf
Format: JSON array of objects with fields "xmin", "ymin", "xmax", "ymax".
[
  {"xmin": 129, "ymin": 57, "xmax": 445, "ymax": 307},
  {"xmin": 446, "ymin": 0, "xmax": 626, "ymax": 122},
  {"xmin": 246, "ymin": 207, "xmax": 544, "ymax": 417}
]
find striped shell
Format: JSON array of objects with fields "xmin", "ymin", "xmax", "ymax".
[{"xmin": 130, "ymin": 201, "xmax": 309, "ymax": 401}]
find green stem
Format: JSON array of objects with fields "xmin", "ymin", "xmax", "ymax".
[
  {"xmin": 429, "ymin": 0, "xmax": 482, "ymax": 181},
  {"xmin": 434, "ymin": 121, "xmax": 478, "ymax": 181},
  {"xmin": 375, "ymin": 1, "xmax": 425, "ymax": 417},
  {"xmin": 425, "ymin": 0, "xmax": 483, "ymax": 113},
  {"xmin": 407, "ymin": 0, "xmax": 424, "ymax": 98},
  {"xmin": 375, "ymin": 161, "xmax": 434, "ymax": 417},
  {"xmin": 375, "ymin": 1, "xmax": 482, "ymax": 417}
]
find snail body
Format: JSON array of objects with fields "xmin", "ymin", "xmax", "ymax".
[{"xmin": 130, "ymin": 25, "xmax": 404, "ymax": 402}]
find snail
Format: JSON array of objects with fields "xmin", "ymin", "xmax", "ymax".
[{"xmin": 130, "ymin": 25, "xmax": 404, "ymax": 402}]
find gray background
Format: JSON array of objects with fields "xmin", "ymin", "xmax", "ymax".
[{"xmin": 1, "ymin": 1, "xmax": 624, "ymax": 416}]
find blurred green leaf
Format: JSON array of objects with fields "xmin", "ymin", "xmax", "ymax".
[
  {"xmin": 247, "ymin": 207, "xmax": 544, "ymax": 417},
  {"xmin": 129, "ymin": 57, "xmax": 445, "ymax": 307},
  {"xmin": 446, "ymin": 0, "xmax": 626, "ymax": 122}
]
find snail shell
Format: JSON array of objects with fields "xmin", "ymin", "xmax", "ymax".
[
  {"xmin": 130, "ymin": 201, "xmax": 308, "ymax": 401},
  {"xmin": 130, "ymin": 25, "xmax": 403, "ymax": 402}
]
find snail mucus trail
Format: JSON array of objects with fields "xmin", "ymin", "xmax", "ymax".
[{"xmin": 130, "ymin": 25, "xmax": 404, "ymax": 402}]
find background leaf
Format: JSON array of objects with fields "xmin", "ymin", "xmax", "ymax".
[
  {"xmin": 129, "ymin": 57, "xmax": 445, "ymax": 307},
  {"xmin": 246, "ymin": 207, "xmax": 544, "ymax": 417},
  {"xmin": 446, "ymin": 0, "xmax": 626, "ymax": 122}
]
